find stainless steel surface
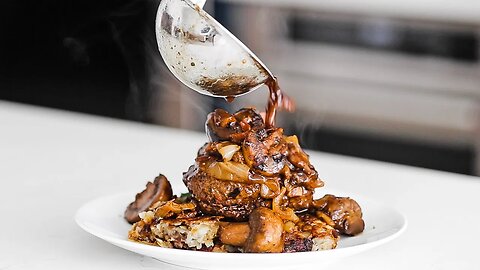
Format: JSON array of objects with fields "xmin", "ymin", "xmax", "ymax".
[{"xmin": 155, "ymin": 0, "xmax": 273, "ymax": 97}]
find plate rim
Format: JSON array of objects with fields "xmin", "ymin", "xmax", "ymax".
[{"xmin": 74, "ymin": 190, "xmax": 407, "ymax": 259}]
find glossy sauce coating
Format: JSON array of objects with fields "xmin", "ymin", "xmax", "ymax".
[{"xmin": 264, "ymin": 78, "xmax": 295, "ymax": 128}]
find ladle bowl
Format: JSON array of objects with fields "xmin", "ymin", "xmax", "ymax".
[{"xmin": 155, "ymin": 0, "xmax": 273, "ymax": 97}]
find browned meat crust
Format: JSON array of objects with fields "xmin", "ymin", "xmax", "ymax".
[
  {"xmin": 283, "ymin": 214, "xmax": 339, "ymax": 252},
  {"xmin": 126, "ymin": 107, "xmax": 364, "ymax": 253},
  {"xmin": 183, "ymin": 165, "xmax": 265, "ymax": 220},
  {"xmin": 183, "ymin": 108, "xmax": 324, "ymax": 220},
  {"xmin": 283, "ymin": 237, "xmax": 313, "ymax": 253}
]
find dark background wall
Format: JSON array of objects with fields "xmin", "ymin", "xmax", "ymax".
[
  {"xmin": 0, "ymin": 0, "xmax": 475, "ymax": 175},
  {"xmin": 0, "ymin": 0, "xmax": 159, "ymax": 121}
]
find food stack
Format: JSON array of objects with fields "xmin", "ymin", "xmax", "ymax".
[{"xmin": 125, "ymin": 108, "xmax": 364, "ymax": 253}]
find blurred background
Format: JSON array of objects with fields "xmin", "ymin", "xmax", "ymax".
[{"xmin": 1, "ymin": 0, "xmax": 480, "ymax": 175}]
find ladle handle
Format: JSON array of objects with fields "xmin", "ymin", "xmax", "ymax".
[{"xmin": 190, "ymin": 0, "xmax": 206, "ymax": 9}]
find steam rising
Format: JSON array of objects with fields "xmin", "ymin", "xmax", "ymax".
[
  {"xmin": 107, "ymin": 0, "xmax": 216, "ymax": 129},
  {"xmin": 61, "ymin": 0, "xmax": 320, "ymax": 138}
]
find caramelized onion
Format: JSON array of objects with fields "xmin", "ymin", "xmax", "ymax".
[
  {"xmin": 284, "ymin": 135, "xmax": 299, "ymax": 145},
  {"xmin": 287, "ymin": 186, "xmax": 305, "ymax": 197},
  {"xmin": 138, "ymin": 211, "xmax": 155, "ymax": 224},
  {"xmin": 283, "ymin": 220, "xmax": 296, "ymax": 233},
  {"xmin": 315, "ymin": 211, "xmax": 335, "ymax": 227},
  {"xmin": 272, "ymin": 188, "xmax": 299, "ymax": 222},
  {"xmin": 154, "ymin": 201, "xmax": 196, "ymax": 218},
  {"xmin": 218, "ymin": 144, "xmax": 241, "ymax": 162},
  {"xmin": 259, "ymin": 180, "xmax": 280, "ymax": 199},
  {"xmin": 206, "ymin": 161, "xmax": 250, "ymax": 182}
]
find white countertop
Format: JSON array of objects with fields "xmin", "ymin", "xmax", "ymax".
[{"xmin": 1, "ymin": 100, "xmax": 479, "ymax": 269}]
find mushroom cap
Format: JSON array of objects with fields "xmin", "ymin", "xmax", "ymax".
[{"xmin": 124, "ymin": 174, "xmax": 173, "ymax": 224}]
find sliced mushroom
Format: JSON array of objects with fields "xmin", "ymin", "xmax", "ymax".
[
  {"xmin": 206, "ymin": 109, "xmax": 241, "ymax": 142},
  {"xmin": 206, "ymin": 108, "xmax": 265, "ymax": 143},
  {"xmin": 242, "ymin": 128, "xmax": 287, "ymax": 176},
  {"xmin": 124, "ymin": 174, "xmax": 173, "ymax": 224},
  {"xmin": 244, "ymin": 207, "xmax": 284, "ymax": 253},
  {"xmin": 313, "ymin": 194, "xmax": 365, "ymax": 236},
  {"xmin": 233, "ymin": 108, "xmax": 264, "ymax": 131}
]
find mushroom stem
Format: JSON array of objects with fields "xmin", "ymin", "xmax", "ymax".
[
  {"xmin": 218, "ymin": 222, "xmax": 250, "ymax": 246},
  {"xmin": 244, "ymin": 207, "xmax": 284, "ymax": 253}
]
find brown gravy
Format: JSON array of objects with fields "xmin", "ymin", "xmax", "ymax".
[
  {"xmin": 220, "ymin": 76, "xmax": 294, "ymax": 127},
  {"xmin": 264, "ymin": 77, "xmax": 295, "ymax": 128},
  {"xmin": 225, "ymin": 96, "xmax": 235, "ymax": 103}
]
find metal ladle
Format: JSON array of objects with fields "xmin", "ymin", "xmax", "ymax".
[{"xmin": 155, "ymin": 0, "xmax": 274, "ymax": 98}]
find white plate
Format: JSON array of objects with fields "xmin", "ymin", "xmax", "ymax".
[{"xmin": 75, "ymin": 189, "xmax": 406, "ymax": 270}]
